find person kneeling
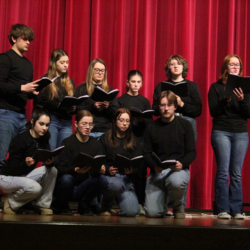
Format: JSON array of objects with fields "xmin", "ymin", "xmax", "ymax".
[
  {"xmin": 143, "ymin": 91, "xmax": 196, "ymax": 219},
  {"xmin": 0, "ymin": 108, "xmax": 57, "ymax": 215}
]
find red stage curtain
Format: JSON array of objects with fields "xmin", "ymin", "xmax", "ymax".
[{"xmin": 1, "ymin": 0, "xmax": 250, "ymax": 209}]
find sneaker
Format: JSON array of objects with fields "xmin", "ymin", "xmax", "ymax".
[
  {"xmin": 100, "ymin": 211, "xmax": 112, "ymax": 216},
  {"xmin": 218, "ymin": 212, "xmax": 231, "ymax": 219},
  {"xmin": 139, "ymin": 204, "xmax": 146, "ymax": 216},
  {"xmin": 3, "ymin": 197, "xmax": 16, "ymax": 214},
  {"xmin": 36, "ymin": 207, "xmax": 53, "ymax": 215},
  {"xmin": 173, "ymin": 205, "xmax": 185, "ymax": 219},
  {"xmin": 234, "ymin": 213, "xmax": 245, "ymax": 220}
]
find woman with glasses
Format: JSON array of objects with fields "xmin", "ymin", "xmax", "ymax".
[
  {"xmin": 52, "ymin": 110, "xmax": 107, "ymax": 215},
  {"xmin": 208, "ymin": 54, "xmax": 250, "ymax": 220},
  {"xmin": 34, "ymin": 49, "xmax": 75, "ymax": 150},
  {"xmin": 99, "ymin": 108, "xmax": 141, "ymax": 216},
  {"xmin": 75, "ymin": 58, "xmax": 118, "ymax": 140}
]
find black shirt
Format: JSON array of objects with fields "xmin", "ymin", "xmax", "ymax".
[
  {"xmin": 143, "ymin": 116, "xmax": 196, "ymax": 173},
  {"xmin": 0, "ymin": 49, "xmax": 33, "ymax": 113},
  {"xmin": 1, "ymin": 130, "xmax": 50, "ymax": 176}
]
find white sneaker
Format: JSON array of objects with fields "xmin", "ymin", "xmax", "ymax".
[
  {"xmin": 139, "ymin": 204, "xmax": 146, "ymax": 216},
  {"xmin": 234, "ymin": 213, "xmax": 245, "ymax": 220},
  {"xmin": 218, "ymin": 212, "xmax": 231, "ymax": 219}
]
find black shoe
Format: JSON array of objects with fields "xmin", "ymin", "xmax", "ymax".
[
  {"xmin": 78, "ymin": 199, "xmax": 95, "ymax": 216},
  {"xmin": 52, "ymin": 207, "xmax": 73, "ymax": 215}
]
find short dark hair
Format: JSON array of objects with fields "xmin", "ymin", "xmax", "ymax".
[
  {"xmin": 157, "ymin": 90, "xmax": 178, "ymax": 108},
  {"xmin": 8, "ymin": 24, "xmax": 34, "ymax": 45},
  {"xmin": 164, "ymin": 55, "xmax": 188, "ymax": 79}
]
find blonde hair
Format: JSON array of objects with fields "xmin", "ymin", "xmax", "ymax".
[
  {"xmin": 46, "ymin": 49, "xmax": 74, "ymax": 100},
  {"xmin": 86, "ymin": 58, "xmax": 109, "ymax": 96}
]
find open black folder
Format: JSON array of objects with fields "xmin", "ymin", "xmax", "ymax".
[
  {"xmin": 72, "ymin": 153, "xmax": 106, "ymax": 173},
  {"xmin": 225, "ymin": 74, "xmax": 250, "ymax": 95},
  {"xmin": 59, "ymin": 95, "xmax": 89, "ymax": 107},
  {"xmin": 152, "ymin": 152, "xmax": 176, "ymax": 169},
  {"xmin": 91, "ymin": 86, "xmax": 119, "ymax": 102},
  {"xmin": 161, "ymin": 81, "xmax": 188, "ymax": 97},
  {"xmin": 33, "ymin": 146, "xmax": 65, "ymax": 162},
  {"xmin": 130, "ymin": 107, "xmax": 155, "ymax": 119},
  {"xmin": 114, "ymin": 154, "xmax": 143, "ymax": 173},
  {"xmin": 36, "ymin": 76, "xmax": 58, "ymax": 92}
]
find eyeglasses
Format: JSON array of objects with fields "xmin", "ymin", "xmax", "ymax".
[
  {"xmin": 228, "ymin": 63, "xmax": 241, "ymax": 68},
  {"xmin": 169, "ymin": 62, "xmax": 183, "ymax": 67},
  {"xmin": 78, "ymin": 123, "xmax": 95, "ymax": 128},
  {"xmin": 93, "ymin": 68, "xmax": 105, "ymax": 74},
  {"xmin": 117, "ymin": 119, "xmax": 130, "ymax": 124},
  {"xmin": 159, "ymin": 104, "xmax": 175, "ymax": 109}
]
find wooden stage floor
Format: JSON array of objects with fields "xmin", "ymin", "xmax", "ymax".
[{"xmin": 1, "ymin": 209, "xmax": 250, "ymax": 249}]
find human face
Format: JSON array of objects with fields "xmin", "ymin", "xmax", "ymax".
[
  {"xmin": 56, "ymin": 55, "xmax": 69, "ymax": 76},
  {"xmin": 159, "ymin": 97, "xmax": 176, "ymax": 122},
  {"xmin": 168, "ymin": 59, "xmax": 183, "ymax": 77},
  {"xmin": 31, "ymin": 115, "xmax": 50, "ymax": 138},
  {"xmin": 75, "ymin": 116, "xmax": 94, "ymax": 136},
  {"xmin": 127, "ymin": 75, "xmax": 142, "ymax": 96},
  {"xmin": 12, "ymin": 36, "xmax": 30, "ymax": 56},
  {"xmin": 227, "ymin": 57, "xmax": 240, "ymax": 75},
  {"xmin": 92, "ymin": 62, "xmax": 106, "ymax": 84},
  {"xmin": 116, "ymin": 113, "xmax": 130, "ymax": 133}
]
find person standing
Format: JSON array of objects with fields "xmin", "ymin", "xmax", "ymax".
[
  {"xmin": 34, "ymin": 49, "xmax": 75, "ymax": 150},
  {"xmin": 208, "ymin": 54, "xmax": 250, "ymax": 220},
  {"xmin": 0, "ymin": 24, "xmax": 39, "ymax": 166},
  {"xmin": 75, "ymin": 58, "xmax": 118, "ymax": 140}
]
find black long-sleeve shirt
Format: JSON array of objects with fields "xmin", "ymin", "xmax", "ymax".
[
  {"xmin": 0, "ymin": 49, "xmax": 33, "ymax": 113},
  {"xmin": 117, "ymin": 93, "xmax": 152, "ymax": 139},
  {"xmin": 34, "ymin": 77, "xmax": 75, "ymax": 120},
  {"xmin": 55, "ymin": 134, "xmax": 105, "ymax": 181},
  {"xmin": 143, "ymin": 116, "xmax": 196, "ymax": 173},
  {"xmin": 75, "ymin": 83, "xmax": 118, "ymax": 132},
  {"xmin": 0, "ymin": 130, "xmax": 51, "ymax": 176},
  {"xmin": 99, "ymin": 134, "xmax": 143, "ymax": 174},
  {"xmin": 208, "ymin": 81, "xmax": 250, "ymax": 132},
  {"xmin": 152, "ymin": 79, "xmax": 202, "ymax": 118}
]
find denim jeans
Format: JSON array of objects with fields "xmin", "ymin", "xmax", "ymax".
[
  {"xmin": 181, "ymin": 115, "xmax": 197, "ymax": 208},
  {"xmin": 52, "ymin": 174, "xmax": 107, "ymax": 209},
  {"xmin": 49, "ymin": 115, "xmax": 73, "ymax": 150},
  {"xmin": 211, "ymin": 130, "xmax": 249, "ymax": 215},
  {"xmin": 0, "ymin": 166, "xmax": 57, "ymax": 210},
  {"xmin": 103, "ymin": 174, "xmax": 140, "ymax": 217},
  {"xmin": 145, "ymin": 169, "xmax": 190, "ymax": 218},
  {"xmin": 0, "ymin": 109, "xmax": 27, "ymax": 166},
  {"xmin": 89, "ymin": 132, "xmax": 104, "ymax": 141}
]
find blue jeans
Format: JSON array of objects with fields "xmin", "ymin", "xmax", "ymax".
[
  {"xmin": 89, "ymin": 132, "xmax": 104, "ymax": 140},
  {"xmin": 0, "ymin": 166, "xmax": 57, "ymax": 210},
  {"xmin": 145, "ymin": 169, "xmax": 190, "ymax": 217},
  {"xmin": 0, "ymin": 109, "xmax": 27, "ymax": 166},
  {"xmin": 104, "ymin": 174, "xmax": 140, "ymax": 217},
  {"xmin": 211, "ymin": 130, "xmax": 249, "ymax": 215},
  {"xmin": 49, "ymin": 115, "xmax": 72, "ymax": 150},
  {"xmin": 181, "ymin": 115, "xmax": 197, "ymax": 208},
  {"xmin": 52, "ymin": 174, "xmax": 107, "ymax": 209}
]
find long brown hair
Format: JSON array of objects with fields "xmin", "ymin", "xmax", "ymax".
[
  {"xmin": 86, "ymin": 58, "xmax": 109, "ymax": 96},
  {"xmin": 45, "ymin": 49, "xmax": 74, "ymax": 100},
  {"xmin": 104, "ymin": 108, "xmax": 136, "ymax": 151},
  {"xmin": 219, "ymin": 54, "xmax": 243, "ymax": 84}
]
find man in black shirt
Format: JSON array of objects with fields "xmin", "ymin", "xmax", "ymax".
[
  {"xmin": 0, "ymin": 24, "xmax": 39, "ymax": 166},
  {"xmin": 143, "ymin": 90, "xmax": 196, "ymax": 219}
]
